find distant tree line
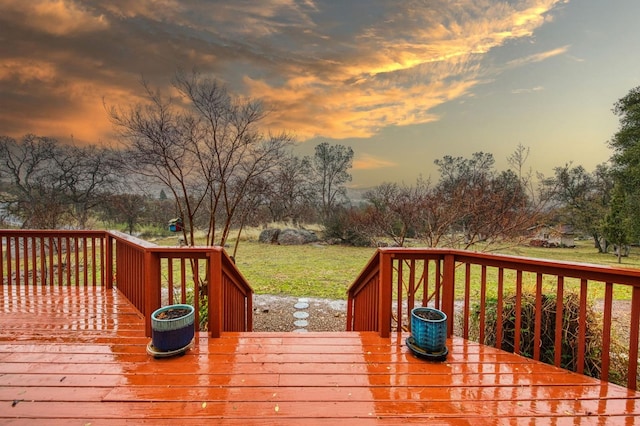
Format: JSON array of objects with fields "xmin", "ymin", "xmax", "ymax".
[
  {"xmin": 0, "ymin": 134, "xmax": 351, "ymax": 246},
  {"xmin": 2, "ymin": 75, "xmax": 640, "ymax": 260}
]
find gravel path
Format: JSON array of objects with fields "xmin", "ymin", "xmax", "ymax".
[
  {"xmin": 252, "ymin": 295, "xmax": 633, "ymax": 337},
  {"xmin": 252, "ymin": 294, "xmax": 347, "ymax": 332}
]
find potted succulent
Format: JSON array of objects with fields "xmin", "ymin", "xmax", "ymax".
[
  {"xmin": 148, "ymin": 304, "xmax": 195, "ymax": 356},
  {"xmin": 406, "ymin": 306, "xmax": 448, "ymax": 361}
]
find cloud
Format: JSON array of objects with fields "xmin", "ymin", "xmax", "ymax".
[
  {"xmin": 1, "ymin": 0, "xmax": 109, "ymax": 36},
  {"xmin": 511, "ymin": 86, "xmax": 545, "ymax": 94},
  {"xmin": 506, "ymin": 45, "xmax": 570, "ymax": 68},
  {"xmin": 353, "ymin": 154, "xmax": 398, "ymax": 170},
  {"xmin": 0, "ymin": 0, "xmax": 569, "ymax": 144}
]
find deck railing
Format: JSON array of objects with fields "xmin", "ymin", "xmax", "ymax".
[
  {"xmin": 347, "ymin": 247, "xmax": 640, "ymax": 390},
  {"xmin": 0, "ymin": 229, "xmax": 253, "ymax": 337},
  {"xmin": 0, "ymin": 229, "xmax": 109, "ymax": 288}
]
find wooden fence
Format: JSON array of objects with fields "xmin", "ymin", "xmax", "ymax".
[
  {"xmin": 0, "ymin": 229, "xmax": 253, "ymax": 337},
  {"xmin": 347, "ymin": 248, "xmax": 640, "ymax": 390}
]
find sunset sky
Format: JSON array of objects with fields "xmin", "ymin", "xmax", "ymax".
[{"xmin": 1, "ymin": 0, "xmax": 639, "ymax": 188}]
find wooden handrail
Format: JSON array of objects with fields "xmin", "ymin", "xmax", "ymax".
[
  {"xmin": 0, "ymin": 229, "xmax": 254, "ymax": 338},
  {"xmin": 347, "ymin": 247, "xmax": 640, "ymax": 390},
  {"xmin": 0, "ymin": 229, "xmax": 108, "ymax": 287}
]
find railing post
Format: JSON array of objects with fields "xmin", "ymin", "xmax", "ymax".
[
  {"xmin": 143, "ymin": 250, "xmax": 161, "ymax": 337},
  {"xmin": 378, "ymin": 251, "xmax": 393, "ymax": 338},
  {"xmin": 208, "ymin": 249, "xmax": 223, "ymax": 338},
  {"xmin": 442, "ymin": 253, "xmax": 456, "ymax": 337},
  {"xmin": 346, "ymin": 295, "xmax": 354, "ymax": 331},
  {"xmin": 104, "ymin": 233, "xmax": 113, "ymax": 289},
  {"xmin": 629, "ymin": 285, "xmax": 640, "ymax": 390}
]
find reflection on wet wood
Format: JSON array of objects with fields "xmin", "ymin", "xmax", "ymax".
[{"xmin": 1, "ymin": 285, "xmax": 639, "ymax": 424}]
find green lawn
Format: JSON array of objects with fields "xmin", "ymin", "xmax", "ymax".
[
  {"xmin": 234, "ymin": 242, "xmax": 375, "ymax": 299},
  {"xmin": 231, "ymin": 238, "xmax": 640, "ymax": 300}
]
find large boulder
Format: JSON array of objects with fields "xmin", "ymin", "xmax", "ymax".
[
  {"xmin": 277, "ymin": 228, "xmax": 319, "ymax": 245},
  {"xmin": 258, "ymin": 228, "xmax": 280, "ymax": 244},
  {"xmin": 259, "ymin": 228, "xmax": 319, "ymax": 245}
]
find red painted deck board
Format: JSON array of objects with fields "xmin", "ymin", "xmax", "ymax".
[{"xmin": 1, "ymin": 285, "xmax": 639, "ymax": 424}]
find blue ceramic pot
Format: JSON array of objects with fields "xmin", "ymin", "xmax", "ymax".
[
  {"xmin": 410, "ymin": 307, "xmax": 447, "ymax": 353},
  {"xmin": 151, "ymin": 304, "xmax": 195, "ymax": 352}
]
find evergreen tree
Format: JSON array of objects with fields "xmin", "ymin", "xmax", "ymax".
[
  {"xmin": 609, "ymin": 86, "xmax": 640, "ymax": 242},
  {"xmin": 602, "ymin": 185, "xmax": 630, "ymax": 263}
]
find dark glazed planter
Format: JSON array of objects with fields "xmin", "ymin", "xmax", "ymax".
[
  {"xmin": 410, "ymin": 307, "xmax": 447, "ymax": 353},
  {"xmin": 151, "ymin": 304, "xmax": 195, "ymax": 352}
]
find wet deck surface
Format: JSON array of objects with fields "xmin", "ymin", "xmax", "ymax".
[{"xmin": 1, "ymin": 285, "xmax": 640, "ymax": 424}]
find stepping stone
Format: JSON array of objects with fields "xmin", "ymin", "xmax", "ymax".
[
  {"xmin": 294, "ymin": 302, "xmax": 309, "ymax": 310},
  {"xmin": 294, "ymin": 319, "xmax": 308, "ymax": 327},
  {"xmin": 298, "ymin": 298, "xmax": 309, "ymax": 303},
  {"xmin": 293, "ymin": 311, "xmax": 309, "ymax": 319},
  {"xmin": 293, "ymin": 328, "xmax": 308, "ymax": 333}
]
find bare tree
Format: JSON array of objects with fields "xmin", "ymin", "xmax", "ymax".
[
  {"xmin": 99, "ymin": 193, "xmax": 147, "ymax": 234},
  {"xmin": 264, "ymin": 153, "xmax": 315, "ymax": 224},
  {"xmin": 306, "ymin": 142, "xmax": 353, "ymax": 222},
  {"xmin": 430, "ymin": 153, "xmax": 537, "ymax": 249},
  {"xmin": 108, "ymin": 71, "xmax": 293, "ymax": 248},
  {"xmin": 54, "ymin": 144, "xmax": 121, "ymax": 228},
  {"xmin": 0, "ymin": 135, "xmax": 68, "ymax": 228},
  {"xmin": 363, "ymin": 179, "xmax": 431, "ymax": 247}
]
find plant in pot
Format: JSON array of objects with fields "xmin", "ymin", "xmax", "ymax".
[
  {"xmin": 147, "ymin": 304, "xmax": 195, "ymax": 357},
  {"xmin": 406, "ymin": 306, "xmax": 448, "ymax": 361}
]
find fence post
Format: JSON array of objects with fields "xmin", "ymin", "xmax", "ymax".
[
  {"xmin": 442, "ymin": 253, "xmax": 456, "ymax": 337},
  {"xmin": 143, "ymin": 250, "xmax": 161, "ymax": 337},
  {"xmin": 378, "ymin": 251, "xmax": 393, "ymax": 338},
  {"xmin": 104, "ymin": 233, "xmax": 113, "ymax": 289},
  {"xmin": 629, "ymin": 285, "xmax": 640, "ymax": 390},
  {"xmin": 208, "ymin": 249, "xmax": 223, "ymax": 338}
]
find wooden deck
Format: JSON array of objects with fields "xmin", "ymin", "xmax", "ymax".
[{"xmin": 1, "ymin": 285, "xmax": 640, "ymax": 424}]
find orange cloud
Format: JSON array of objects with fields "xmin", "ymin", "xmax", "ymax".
[
  {"xmin": 3, "ymin": 0, "xmax": 109, "ymax": 35},
  {"xmin": 0, "ymin": 0, "xmax": 570, "ymax": 146},
  {"xmin": 353, "ymin": 154, "xmax": 398, "ymax": 170},
  {"xmin": 239, "ymin": 0, "xmax": 565, "ymax": 140}
]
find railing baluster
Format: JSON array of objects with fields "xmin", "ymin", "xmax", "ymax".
[
  {"xmin": 181, "ymin": 258, "xmax": 187, "ymax": 304},
  {"xmin": 6, "ymin": 237, "xmax": 12, "ymax": 285},
  {"xmin": 496, "ymin": 267, "xmax": 504, "ymax": 350},
  {"xmin": 577, "ymin": 278, "xmax": 588, "ymax": 374},
  {"xmin": 463, "ymin": 263, "xmax": 471, "ymax": 340},
  {"xmin": 193, "ymin": 258, "xmax": 200, "ymax": 333},
  {"xmin": 534, "ymin": 273, "xmax": 543, "ymax": 361},
  {"xmin": 39, "ymin": 237, "xmax": 45, "ymax": 285},
  {"xmin": 434, "ymin": 259, "xmax": 441, "ymax": 309},
  {"xmin": 56, "ymin": 237, "xmax": 62, "ymax": 285},
  {"xmin": 82, "ymin": 237, "xmax": 88, "ymax": 286},
  {"xmin": 397, "ymin": 258, "xmax": 403, "ymax": 332},
  {"xmin": 629, "ymin": 286, "xmax": 640, "ymax": 390},
  {"xmin": 65, "ymin": 237, "xmax": 72, "ymax": 285},
  {"xmin": 48, "ymin": 237, "xmax": 54, "ymax": 286},
  {"xmin": 0, "ymin": 235, "xmax": 4, "ymax": 284},
  {"xmin": 14, "ymin": 236, "xmax": 20, "ymax": 286},
  {"xmin": 554, "ymin": 276, "xmax": 564, "ymax": 367},
  {"xmin": 514, "ymin": 270, "xmax": 523, "ymax": 355},
  {"xmin": 479, "ymin": 265, "xmax": 487, "ymax": 345},
  {"xmin": 601, "ymin": 282, "xmax": 614, "ymax": 382},
  {"xmin": 167, "ymin": 258, "xmax": 174, "ymax": 305},
  {"xmin": 22, "ymin": 236, "xmax": 28, "ymax": 286},
  {"xmin": 422, "ymin": 259, "xmax": 429, "ymax": 307},
  {"xmin": 31, "ymin": 236, "xmax": 37, "ymax": 286},
  {"xmin": 407, "ymin": 259, "xmax": 416, "ymax": 330}
]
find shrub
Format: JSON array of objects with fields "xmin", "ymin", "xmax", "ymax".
[
  {"xmin": 469, "ymin": 291, "xmax": 628, "ymax": 385},
  {"xmin": 323, "ymin": 208, "xmax": 372, "ymax": 247}
]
